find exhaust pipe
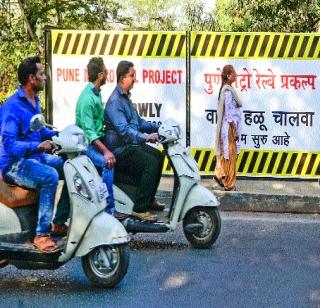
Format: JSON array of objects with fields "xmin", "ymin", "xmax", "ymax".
[
  {"xmin": 184, "ymin": 223, "xmax": 203, "ymax": 233},
  {"xmin": 124, "ymin": 219, "xmax": 169, "ymax": 233}
]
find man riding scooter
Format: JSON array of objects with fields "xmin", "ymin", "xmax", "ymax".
[
  {"xmin": 75, "ymin": 57, "xmax": 119, "ymax": 217},
  {"xmin": 104, "ymin": 60, "xmax": 165, "ymax": 222},
  {"xmin": 0, "ymin": 56, "xmax": 70, "ymax": 253}
]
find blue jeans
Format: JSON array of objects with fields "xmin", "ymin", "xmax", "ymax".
[
  {"xmin": 4, "ymin": 155, "xmax": 70, "ymax": 236},
  {"xmin": 86, "ymin": 144, "xmax": 115, "ymax": 214}
]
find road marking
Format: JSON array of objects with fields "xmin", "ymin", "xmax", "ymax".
[{"xmin": 222, "ymin": 212, "xmax": 320, "ymax": 224}]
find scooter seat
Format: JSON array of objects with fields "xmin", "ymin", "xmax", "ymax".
[{"xmin": 0, "ymin": 175, "xmax": 38, "ymax": 209}]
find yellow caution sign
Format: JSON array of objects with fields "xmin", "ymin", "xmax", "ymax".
[{"xmin": 52, "ymin": 30, "xmax": 186, "ymax": 58}]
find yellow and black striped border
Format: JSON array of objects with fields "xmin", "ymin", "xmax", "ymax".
[
  {"xmin": 52, "ymin": 31, "xmax": 320, "ymax": 59},
  {"xmin": 51, "ymin": 30, "xmax": 186, "ymax": 58},
  {"xmin": 191, "ymin": 32, "xmax": 320, "ymax": 59},
  {"xmin": 162, "ymin": 149, "xmax": 320, "ymax": 178}
]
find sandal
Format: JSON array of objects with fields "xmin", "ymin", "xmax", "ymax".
[
  {"xmin": 213, "ymin": 175, "xmax": 224, "ymax": 188},
  {"xmin": 51, "ymin": 223, "xmax": 68, "ymax": 237},
  {"xmin": 131, "ymin": 211, "xmax": 157, "ymax": 222},
  {"xmin": 224, "ymin": 187, "xmax": 237, "ymax": 191},
  {"xmin": 33, "ymin": 235, "xmax": 61, "ymax": 254}
]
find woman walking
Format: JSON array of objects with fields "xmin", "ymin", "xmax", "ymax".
[{"xmin": 214, "ymin": 64, "xmax": 242, "ymax": 191}]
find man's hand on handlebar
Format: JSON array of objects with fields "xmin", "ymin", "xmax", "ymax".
[
  {"xmin": 146, "ymin": 133, "xmax": 159, "ymax": 143},
  {"xmin": 38, "ymin": 140, "xmax": 58, "ymax": 153}
]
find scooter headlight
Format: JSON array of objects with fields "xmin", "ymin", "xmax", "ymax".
[
  {"xmin": 159, "ymin": 118, "xmax": 183, "ymax": 143},
  {"xmin": 173, "ymin": 125, "xmax": 182, "ymax": 139},
  {"xmin": 74, "ymin": 174, "xmax": 90, "ymax": 199},
  {"xmin": 52, "ymin": 125, "xmax": 88, "ymax": 153},
  {"xmin": 71, "ymin": 133, "xmax": 87, "ymax": 151}
]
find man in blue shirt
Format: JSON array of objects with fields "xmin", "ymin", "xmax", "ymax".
[
  {"xmin": 0, "ymin": 56, "xmax": 69, "ymax": 253},
  {"xmin": 104, "ymin": 60, "xmax": 165, "ymax": 222}
]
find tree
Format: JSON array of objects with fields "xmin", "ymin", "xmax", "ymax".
[
  {"xmin": 0, "ymin": 1, "xmax": 37, "ymax": 102},
  {"xmin": 122, "ymin": 0, "xmax": 178, "ymax": 30},
  {"xmin": 0, "ymin": 0, "xmax": 126, "ymax": 103},
  {"xmin": 215, "ymin": 0, "xmax": 320, "ymax": 32},
  {"xmin": 182, "ymin": 1, "xmax": 216, "ymax": 31}
]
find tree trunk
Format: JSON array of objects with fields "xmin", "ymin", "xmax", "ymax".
[{"xmin": 17, "ymin": 0, "xmax": 43, "ymax": 54}]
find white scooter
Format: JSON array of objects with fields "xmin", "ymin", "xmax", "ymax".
[
  {"xmin": 114, "ymin": 119, "xmax": 221, "ymax": 249},
  {"xmin": 0, "ymin": 115, "xmax": 130, "ymax": 288}
]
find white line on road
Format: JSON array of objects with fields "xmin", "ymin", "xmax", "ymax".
[{"xmin": 222, "ymin": 211, "xmax": 320, "ymax": 224}]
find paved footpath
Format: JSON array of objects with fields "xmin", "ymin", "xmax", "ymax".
[{"xmin": 157, "ymin": 176, "xmax": 320, "ymax": 214}]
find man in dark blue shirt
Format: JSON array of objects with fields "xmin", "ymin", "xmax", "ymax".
[
  {"xmin": 104, "ymin": 61, "xmax": 165, "ymax": 222},
  {"xmin": 0, "ymin": 56, "xmax": 69, "ymax": 253}
]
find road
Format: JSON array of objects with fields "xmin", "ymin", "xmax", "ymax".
[{"xmin": 0, "ymin": 212, "xmax": 319, "ymax": 308}]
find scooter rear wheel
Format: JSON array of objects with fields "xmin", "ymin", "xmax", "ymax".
[
  {"xmin": 183, "ymin": 207, "xmax": 221, "ymax": 249},
  {"xmin": 82, "ymin": 244, "xmax": 129, "ymax": 288}
]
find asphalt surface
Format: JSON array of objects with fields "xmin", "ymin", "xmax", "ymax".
[{"xmin": 0, "ymin": 211, "xmax": 319, "ymax": 308}]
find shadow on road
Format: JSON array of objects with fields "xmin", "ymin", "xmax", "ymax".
[{"xmin": 130, "ymin": 239, "xmax": 189, "ymax": 250}]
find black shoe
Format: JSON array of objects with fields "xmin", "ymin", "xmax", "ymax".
[
  {"xmin": 0, "ymin": 259, "xmax": 7, "ymax": 268},
  {"xmin": 114, "ymin": 211, "xmax": 129, "ymax": 221},
  {"xmin": 148, "ymin": 200, "xmax": 165, "ymax": 211}
]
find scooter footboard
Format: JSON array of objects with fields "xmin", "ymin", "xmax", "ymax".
[
  {"xmin": 113, "ymin": 185, "xmax": 134, "ymax": 215},
  {"xmin": 180, "ymin": 184, "xmax": 220, "ymax": 220},
  {"xmin": 75, "ymin": 212, "xmax": 130, "ymax": 257}
]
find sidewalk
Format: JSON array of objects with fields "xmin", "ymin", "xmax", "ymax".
[{"xmin": 157, "ymin": 176, "xmax": 320, "ymax": 214}]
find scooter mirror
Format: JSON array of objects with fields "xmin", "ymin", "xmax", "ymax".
[{"xmin": 30, "ymin": 114, "xmax": 45, "ymax": 131}]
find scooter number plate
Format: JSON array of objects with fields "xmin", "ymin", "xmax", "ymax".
[{"xmin": 98, "ymin": 183, "xmax": 108, "ymax": 202}]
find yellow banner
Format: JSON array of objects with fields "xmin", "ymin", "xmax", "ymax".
[
  {"xmin": 52, "ymin": 30, "xmax": 186, "ymax": 58},
  {"xmin": 190, "ymin": 32, "xmax": 320, "ymax": 60}
]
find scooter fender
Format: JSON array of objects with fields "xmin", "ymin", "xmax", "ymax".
[
  {"xmin": 180, "ymin": 184, "xmax": 220, "ymax": 220},
  {"xmin": 75, "ymin": 212, "xmax": 130, "ymax": 257}
]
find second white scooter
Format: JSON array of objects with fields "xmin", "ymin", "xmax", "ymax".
[{"xmin": 114, "ymin": 119, "xmax": 221, "ymax": 249}]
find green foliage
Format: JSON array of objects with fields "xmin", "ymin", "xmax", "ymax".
[
  {"xmin": 0, "ymin": 0, "xmax": 126, "ymax": 104},
  {"xmin": 182, "ymin": 1, "xmax": 216, "ymax": 31},
  {"xmin": 215, "ymin": 0, "xmax": 320, "ymax": 32},
  {"xmin": 123, "ymin": 0, "xmax": 177, "ymax": 30},
  {"xmin": 0, "ymin": 2, "xmax": 36, "ymax": 102}
]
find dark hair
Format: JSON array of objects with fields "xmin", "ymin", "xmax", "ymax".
[
  {"xmin": 18, "ymin": 56, "xmax": 41, "ymax": 85},
  {"xmin": 116, "ymin": 60, "xmax": 134, "ymax": 83},
  {"xmin": 87, "ymin": 57, "xmax": 105, "ymax": 82},
  {"xmin": 218, "ymin": 64, "xmax": 235, "ymax": 100}
]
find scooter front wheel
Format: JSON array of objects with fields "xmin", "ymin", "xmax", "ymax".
[
  {"xmin": 82, "ymin": 244, "xmax": 130, "ymax": 288},
  {"xmin": 183, "ymin": 207, "xmax": 221, "ymax": 249}
]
